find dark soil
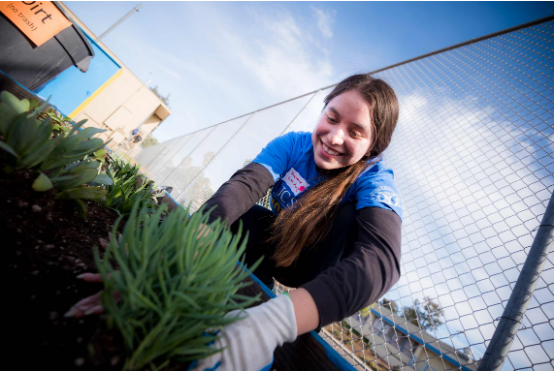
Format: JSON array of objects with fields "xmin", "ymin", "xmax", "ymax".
[
  {"xmin": 0, "ymin": 164, "xmax": 341, "ymax": 371},
  {"xmin": 0, "ymin": 166, "xmax": 121, "ymax": 370}
]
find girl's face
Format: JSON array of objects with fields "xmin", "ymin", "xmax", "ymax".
[{"xmin": 312, "ymin": 90, "xmax": 374, "ymax": 170}]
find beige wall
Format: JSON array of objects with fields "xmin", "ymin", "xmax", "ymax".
[
  {"xmin": 73, "ymin": 67, "xmax": 170, "ymax": 149},
  {"xmin": 58, "ymin": 2, "xmax": 171, "ymax": 151}
]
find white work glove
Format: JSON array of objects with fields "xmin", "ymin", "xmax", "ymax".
[{"xmin": 194, "ymin": 294, "xmax": 297, "ymax": 371}]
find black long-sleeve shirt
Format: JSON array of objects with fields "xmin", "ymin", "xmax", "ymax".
[{"xmin": 203, "ymin": 162, "xmax": 402, "ymax": 327}]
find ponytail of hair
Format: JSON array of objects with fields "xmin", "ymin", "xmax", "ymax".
[{"xmin": 267, "ymin": 74, "xmax": 399, "ymax": 267}]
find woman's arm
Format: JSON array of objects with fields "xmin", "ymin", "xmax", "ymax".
[
  {"xmin": 199, "ymin": 131, "xmax": 301, "ymax": 226},
  {"xmin": 289, "ymin": 288, "xmax": 320, "ymax": 335},
  {"xmin": 301, "ymin": 207, "xmax": 402, "ymax": 327},
  {"xmin": 200, "ymin": 162, "xmax": 275, "ymax": 226}
]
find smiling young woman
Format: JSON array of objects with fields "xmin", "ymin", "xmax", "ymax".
[
  {"xmin": 194, "ymin": 74, "xmax": 403, "ymax": 370},
  {"xmin": 313, "ymin": 89, "xmax": 374, "ymax": 169},
  {"xmin": 64, "ymin": 74, "xmax": 402, "ymax": 370}
]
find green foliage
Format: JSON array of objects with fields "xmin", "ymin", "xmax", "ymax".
[
  {"xmin": 342, "ymin": 320, "xmax": 360, "ymax": 335},
  {"xmin": 32, "ymin": 172, "xmax": 53, "ymax": 191},
  {"xmin": 103, "ymin": 155, "xmax": 165, "ymax": 216},
  {"xmin": 0, "ymin": 92, "xmax": 55, "ymax": 169},
  {"xmin": 149, "ymin": 86, "xmax": 170, "ymax": 107},
  {"xmin": 55, "ymin": 186, "xmax": 110, "ymax": 201},
  {"xmin": 379, "ymin": 298, "xmax": 400, "ymax": 314},
  {"xmin": 363, "ymin": 336, "xmax": 371, "ymax": 346},
  {"xmin": 0, "ymin": 91, "xmax": 113, "ymax": 215},
  {"xmin": 37, "ymin": 107, "xmax": 73, "ymax": 137},
  {"xmin": 402, "ymin": 296, "xmax": 444, "ymax": 331},
  {"xmin": 140, "ymin": 135, "xmax": 159, "ymax": 148},
  {"xmin": 377, "ymin": 297, "xmax": 444, "ymax": 331},
  {"xmin": 92, "ymin": 148, "xmax": 108, "ymax": 167},
  {"xmin": 95, "ymin": 203, "xmax": 262, "ymax": 370}
]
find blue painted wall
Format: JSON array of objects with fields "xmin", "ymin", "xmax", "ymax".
[{"xmin": 34, "ymin": 30, "xmax": 121, "ymax": 116}]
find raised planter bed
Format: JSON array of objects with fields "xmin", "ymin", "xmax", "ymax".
[
  {"xmin": 0, "ymin": 81, "xmax": 352, "ymax": 371},
  {"xmin": 1, "ymin": 161, "xmax": 122, "ymax": 369}
]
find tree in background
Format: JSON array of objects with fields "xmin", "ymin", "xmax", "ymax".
[
  {"xmin": 149, "ymin": 86, "xmax": 170, "ymax": 107},
  {"xmin": 402, "ymin": 296, "xmax": 444, "ymax": 331},
  {"xmin": 370, "ymin": 297, "xmax": 444, "ymax": 332},
  {"xmin": 141, "ymin": 135, "xmax": 159, "ymax": 148},
  {"xmin": 379, "ymin": 298, "xmax": 400, "ymax": 314}
]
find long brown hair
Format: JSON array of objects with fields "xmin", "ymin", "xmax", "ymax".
[{"xmin": 268, "ymin": 74, "xmax": 399, "ymax": 267}]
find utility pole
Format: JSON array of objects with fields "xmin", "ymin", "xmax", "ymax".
[{"xmin": 97, "ymin": 4, "xmax": 142, "ymax": 41}]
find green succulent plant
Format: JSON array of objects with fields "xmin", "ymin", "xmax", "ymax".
[
  {"xmin": 0, "ymin": 91, "xmax": 113, "ymax": 217},
  {"xmin": 36, "ymin": 107, "xmax": 73, "ymax": 137},
  {"xmin": 103, "ymin": 155, "xmax": 166, "ymax": 216},
  {"xmin": 95, "ymin": 202, "xmax": 262, "ymax": 370}
]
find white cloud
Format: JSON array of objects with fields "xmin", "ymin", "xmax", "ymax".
[
  {"xmin": 108, "ymin": 3, "xmax": 340, "ymax": 137},
  {"xmin": 311, "ymin": 6, "xmax": 336, "ymax": 39},
  {"xmin": 264, "ymin": 12, "xmax": 302, "ymax": 49},
  {"xmin": 211, "ymin": 7, "xmax": 336, "ymax": 99}
]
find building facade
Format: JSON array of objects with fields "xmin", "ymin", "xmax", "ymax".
[{"xmin": 43, "ymin": 2, "xmax": 171, "ymax": 153}]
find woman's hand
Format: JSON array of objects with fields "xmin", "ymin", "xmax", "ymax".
[
  {"xmin": 196, "ymin": 223, "xmax": 212, "ymax": 240},
  {"xmin": 63, "ymin": 273, "xmax": 120, "ymax": 318},
  {"xmin": 65, "ymin": 225, "xmax": 214, "ymax": 319},
  {"xmin": 194, "ymin": 223, "xmax": 213, "ymax": 259},
  {"xmin": 194, "ymin": 294, "xmax": 297, "ymax": 371}
]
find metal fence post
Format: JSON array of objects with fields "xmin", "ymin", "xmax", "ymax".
[{"xmin": 478, "ymin": 193, "xmax": 554, "ymax": 371}]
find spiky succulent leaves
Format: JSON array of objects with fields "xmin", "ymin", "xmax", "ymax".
[
  {"xmin": 17, "ymin": 117, "xmax": 61, "ymax": 169},
  {"xmin": 94, "ymin": 202, "xmax": 262, "ymax": 370},
  {"xmin": 103, "ymin": 160, "xmax": 160, "ymax": 215},
  {"xmin": 47, "ymin": 111, "xmax": 64, "ymax": 125},
  {"xmin": 32, "ymin": 172, "xmax": 53, "ymax": 191},
  {"xmin": 73, "ymin": 199, "xmax": 88, "ymax": 220},
  {"xmin": 89, "ymin": 173, "xmax": 113, "ymax": 185},
  {"xmin": 0, "ymin": 92, "xmax": 111, "ymax": 191},
  {"xmin": 0, "ymin": 101, "xmax": 18, "ymax": 135},
  {"xmin": 0, "ymin": 113, "xmax": 60, "ymax": 170},
  {"xmin": 0, "ymin": 91, "xmax": 29, "ymax": 115},
  {"xmin": 6, "ymin": 115, "xmax": 38, "ymax": 155},
  {"xmin": 94, "ymin": 149, "xmax": 106, "ymax": 159},
  {"xmin": 50, "ymin": 160, "xmax": 101, "ymax": 190},
  {"xmin": 0, "ymin": 91, "xmax": 35, "ymax": 137},
  {"xmin": 55, "ymin": 186, "xmax": 107, "ymax": 202},
  {"xmin": 0, "ymin": 91, "xmax": 50, "ymax": 136},
  {"xmin": 28, "ymin": 98, "xmax": 42, "ymax": 111},
  {"xmin": 40, "ymin": 119, "xmax": 108, "ymax": 171},
  {"xmin": 54, "ymin": 158, "xmax": 113, "ymax": 190},
  {"xmin": 0, "ymin": 140, "xmax": 17, "ymax": 158},
  {"xmin": 105, "ymin": 167, "xmax": 121, "ymax": 206}
]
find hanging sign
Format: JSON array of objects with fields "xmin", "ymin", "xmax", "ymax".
[{"xmin": 0, "ymin": 1, "xmax": 72, "ymax": 47}]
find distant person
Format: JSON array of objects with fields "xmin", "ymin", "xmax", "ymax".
[{"xmin": 195, "ymin": 73, "xmax": 402, "ymax": 370}]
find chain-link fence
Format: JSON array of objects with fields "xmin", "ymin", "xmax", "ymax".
[{"xmin": 128, "ymin": 18, "xmax": 554, "ymax": 371}]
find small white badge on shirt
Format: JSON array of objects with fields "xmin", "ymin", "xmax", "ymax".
[{"xmin": 283, "ymin": 167, "xmax": 310, "ymax": 196}]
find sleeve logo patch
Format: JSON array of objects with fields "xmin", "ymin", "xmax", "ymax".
[
  {"xmin": 370, "ymin": 186, "xmax": 400, "ymax": 207},
  {"xmin": 283, "ymin": 167, "xmax": 310, "ymax": 196}
]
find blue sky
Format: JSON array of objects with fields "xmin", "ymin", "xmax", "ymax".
[{"xmin": 65, "ymin": 1, "xmax": 553, "ymax": 142}]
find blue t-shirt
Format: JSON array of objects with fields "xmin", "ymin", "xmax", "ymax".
[{"xmin": 253, "ymin": 131, "xmax": 403, "ymax": 220}]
